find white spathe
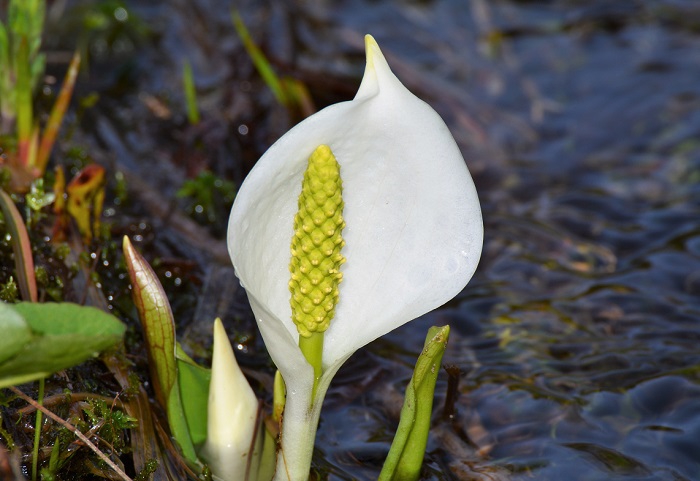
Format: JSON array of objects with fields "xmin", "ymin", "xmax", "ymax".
[
  {"xmin": 227, "ymin": 35, "xmax": 483, "ymax": 481},
  {"xmin": 202, "ymin": 318, "xmax": 260, "ymax": 481}
]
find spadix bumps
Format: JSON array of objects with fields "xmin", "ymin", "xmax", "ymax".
[{"xmin": 289, "ymin": 145, "xmax": 346, "ymax": 338}]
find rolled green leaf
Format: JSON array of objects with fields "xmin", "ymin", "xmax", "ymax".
[
  {"xmin": 122, "ymin": 235, "xmax": 197, "ymax": 463},
  {"xmin": 379, "ymin": 325, "xmax": 450, "ymax": 481},
  {"xmin": 0, "ymin": 23, "xmax": 11, "ymax": 119},
  {"xmin": 123, "ymin": 235, "xmax": 176, "ymax": 406}
]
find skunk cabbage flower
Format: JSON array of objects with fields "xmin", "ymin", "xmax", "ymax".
[
  {"xmin": 227, "ymin": 35, "xmax": 483, "ymax": 481},
  {"xmin": 202, "ymin": 319, "xmax": 261, "ymax": 480}
]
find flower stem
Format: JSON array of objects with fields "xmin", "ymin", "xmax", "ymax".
[{"xmin": 298, "ymin": 332, "xmax": 323, "ymax": 396}]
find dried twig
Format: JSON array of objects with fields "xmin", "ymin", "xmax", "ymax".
[
  {"xmin": 17, "ymin": 392, "xmax": 125, "ymax": 415},
  {"xmin": 9, "ymin": 387, "xmax": 134, "ymax": 481}
]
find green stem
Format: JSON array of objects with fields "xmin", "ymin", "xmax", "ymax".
[
  {"xmin": 298, "ymin": 332, "xmax": 323, "ymax": 397},
  {"xmin": 31, "ymin": 377, "xmax": 44, "ymax": 481}
]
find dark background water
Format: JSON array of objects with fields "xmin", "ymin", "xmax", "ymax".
[{"xmin": 42, "ymin": 0, "xmax": 700, "ymax": 480}]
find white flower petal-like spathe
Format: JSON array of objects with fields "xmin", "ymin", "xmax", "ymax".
[
  {"xmin": 202, "ymin": 318, "xmax": 261, "ymax": 481},
  {"xmin": 228, "ymin": 35, "xmax": 483, "ymax": 481}
]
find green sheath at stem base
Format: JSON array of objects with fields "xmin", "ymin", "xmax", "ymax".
[{"xmin": 298, "ymin": 332, "xmax": 323, "ymax": 397}]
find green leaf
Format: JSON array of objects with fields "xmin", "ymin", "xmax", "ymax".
[
  {"xmin": 122, "ymin": 235, "xmax": 177, "ymax": 408},
  {"xmin": 166, "ymin": 377, "xmax": 197, "ymax": 463},
  {"xmin": 176, "ymin": 344, "xmax": 211, "ymax": 447},
  {"xmin": 122, "ymin": 235, "xmax": 198, "ymax": 464},
  {"xmin": 0, "ymin": 302, "xmax": 125, "ymax": 389},
  {"xmin": 0, "ymin": 301, "xmax": 31, "ymax": 364},
  {"xmin": 379, "ymin": 325, "xmax": 450, "ymax": 481}
]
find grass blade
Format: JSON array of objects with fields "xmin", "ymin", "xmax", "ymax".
[
  {"xmin": 231, "ymin": 11, "xmax": 287, "ymax": 106},
  {"xmin": 16, "ymin": 37, "xmax": 33, "ymax": 165},
  {"xmin": 31, "ymin": 378, "xmax": 44, "ymax": 481},
  {"xmin": 0, "ymin": 22, "xmax": 12, "ymax": 124},
  {"xmin": 35, "ymin": 51, "xmax": 80, "ymax": 172},
  {"xmin": 182, "ymin": 59, "xmax": 199, "ymax": 125},
  {"xmin": 0, "ymin": 188, "xmax": 37, "ymax": 302}
]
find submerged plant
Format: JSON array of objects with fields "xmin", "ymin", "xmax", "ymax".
[{"xmin": 226, "ymin": 35, "xmax": 483, "ymax": 481}]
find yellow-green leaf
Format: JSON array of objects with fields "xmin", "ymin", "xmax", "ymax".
[
  {"xmin": 66, "ymin": 164, "xmax": 105, "ymax": 244},
  {"xmin": 379, "ymin": 325, "xmax": 450, "ymax": 481},
  {"xmin": 176, "ymin": 344, "xmax": 210, "ymax": 447}
]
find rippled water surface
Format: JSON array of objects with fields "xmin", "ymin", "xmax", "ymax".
[{"xmin": 61, "ymin": 0, "xmax": 700, "ymax": 479}]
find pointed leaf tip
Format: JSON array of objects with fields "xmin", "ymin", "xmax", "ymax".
[
  {"xmin": 122, "ymin": 234, "xmax": 177, "ymax": 408},
  {"xmin": 205, "ymin": 318, "xmax": 261, "ymax": 481}
]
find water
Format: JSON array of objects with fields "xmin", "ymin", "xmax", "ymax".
[
  {"xmin": 55, "ymin": 0, "xmax": 700, "ymax": 479},
  {"xmin": 304, "ymin": 2, "xmax": 700, "ymax": 480}
]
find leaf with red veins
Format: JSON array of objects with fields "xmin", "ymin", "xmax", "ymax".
[
  {"xmin": 122, "ymin": 235, "xmax": 176, "ymax": 408},
  {"xmin": 0, "ymin": 188, "xmax": 37, "ymax": 302}
]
